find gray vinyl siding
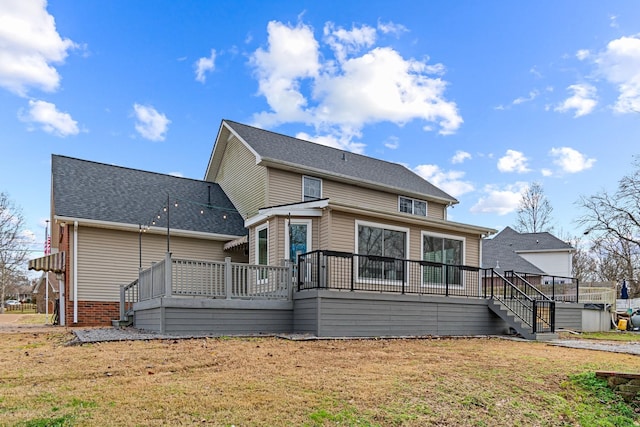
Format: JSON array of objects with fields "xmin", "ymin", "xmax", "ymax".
[
  {"xmin": 293, "ymin": 290, "xmax": 508, "ymax": 337},
  {"xmin": 555, "ymin": 303, "xmax": 584, "ymax": 331},
  {"xmin": 76, "ymin": 226, "xmax": 246, "ymax": 302},
  {"xmin": 133, "ymin": 298, "xmax": 293, "ymax": 334},
  {"xmin": 214, "ymin": 135, "xmax": 266, "ymax": 219}
]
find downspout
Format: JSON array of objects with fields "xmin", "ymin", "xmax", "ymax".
[
  {"xmin": 478, "ymin": 234, "xmax": 483, "ymax": 297},
  {"xmin": 73, "ymin": 221, "xmax": 78, "ymax": 323}
]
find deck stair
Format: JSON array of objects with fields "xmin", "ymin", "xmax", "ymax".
[{"xmin": 487, "ymin": 271, "xmax": 557, "ymax": 341}]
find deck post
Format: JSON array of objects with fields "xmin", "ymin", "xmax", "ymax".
[
  {"xmin": 164, "ymin": 252, "xmax": 172, "ymax": 297},
  {"xmin": 225, "ymin": 257, "xmax": 232, "ymax": 299},
  {"xmin": 119, "ymin": 284, "xmax": 125, "ymax": 321}
]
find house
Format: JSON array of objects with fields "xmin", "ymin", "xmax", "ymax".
[
  {"xmin": 32, "ymin": 271, "xmax": 59, "ymax": 319},
  {"xmin": 31, "ymin": 119, "xmax": 603, "ymax": 338},
  {"xmin": 482, "ymin": 226, "xmax": 574, "ymax": 278},
  {"xmin": 482, "ymin": 227, "xmax": 614, "ymax": 332},
  {"xmin": 43, "ymin": 155, "xmax": 248, "ymax": 326}
]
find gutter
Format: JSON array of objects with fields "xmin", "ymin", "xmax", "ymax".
[
  {"xmin": 329, "ymin": 201, "xmax": 497, "ymax": 236},
  {"xmin": 54, "ymin": 215, "xmax": 243, "ymax": 241},
  {"xmin": 73, "ymin": 221, "xmax": 78, "ymax": 324}
]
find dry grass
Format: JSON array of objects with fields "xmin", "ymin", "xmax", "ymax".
[{"xmin": 0, "ymin": 331, "xmax": 638, "ymax": 426}]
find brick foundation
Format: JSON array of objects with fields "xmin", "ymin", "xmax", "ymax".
[{"xmin": 65, "ymin": 300, "xmax": 120, "ymax": 327}]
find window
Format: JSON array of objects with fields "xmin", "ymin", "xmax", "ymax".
[
  {"xmin": 256, "ymin": 224, "xmax": 268, "ymax": 280},
  {"xmin": 303, "ymin": 176, "xmax": 322, "ymax": 201},
  {"xmin": 357, "ymin": 222, "xmax": 408, "ymax": 281},
  {"xmin": 399, "ymin": 196, "xmax": 427, "ymax": 216},
  {"xmin": 422, "ymin": 233, "xmax": 464, "ymax": 286}
]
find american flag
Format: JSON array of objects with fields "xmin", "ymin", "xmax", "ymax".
[{"xmin": 44, "ymin": 235, "xmax": 51, "ymax": 255}]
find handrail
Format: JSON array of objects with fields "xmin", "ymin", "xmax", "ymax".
[
  {"xmin": 493, "ymin": 271, "xmax": 555, "ymax": 333},
  {"xmin": 504, "ymin": 271, "xmax": 553, "ymax": 302},
  {"xmin": 119, "ymin": 278, "xmax": 138, "ymax": 322}
]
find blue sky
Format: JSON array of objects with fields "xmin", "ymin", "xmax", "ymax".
[{"xmin": 2, "ymin": 1, "xmax": 640, "ymax": 261}]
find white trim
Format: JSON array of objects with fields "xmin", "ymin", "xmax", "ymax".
[
  {"xmin": 244, "ymin": 199, "xmax": 328, "ymax": 228},
  {"xmin": 356, "ymin": 219, "xmax": 411, "ymax": 253},
  {"xmin": 302, "ymin": 175, "xmax": 322, "ymax": 201},
  {"xmin": 398, "ymin": 196, "xmax": 427, "ymax": 217},
  {"xmin": 54, "ymin": 215, "xmax": 242, "ymax": 241},
  {"xmin": 420, "ymin": 230, "xmax": 466, "ymax": 288},
  {"xmin": 328, "ymin": 201, "xmax": 496, "ymax": 236},
  {"xmin": 255, "ymin": 222, "xmax": 269, "ymax": 266},
  {"xmin": 284, "ymin": 218, "xmax": 312, "ymax": 261}
]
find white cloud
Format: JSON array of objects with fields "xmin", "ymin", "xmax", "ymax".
[
  {"xmin": 512, "ymin": 90, "xmax": 539, "ymax": 105},
  {"xmin": 295, "ymin": 131, "xmax": 365, "ymax": 153},
  {"xmin": 451, "ymin": 150, "xmax": 471, "ymax": 164},
  {"xmin": 541, "ymin": 168, "xmax": 553, "ymax": 177},
  {"xmin": 20, "ymin": 99, "xmax": 79, "ymax": 137},
  {"xmin": 497, "ymin": 149, "xmax": 530, "ymax": 173},
  {"xmin": 593, "ymin": 35, "xmax": 640, "ymax": 113},
  {"xmin": 133, "ymin": 103, "xmax": 170, "ymax": 141},
  {"xmin": 194, "ymin": 49, "xmax": 216, "ymax": 83},
  {"xmin": 377, "ymin": 20, "xmax": 408, "ymax": 36},
  {"xmin": 324, "ymin": 22, "xmax": 377, "ymax": 63},
  {"xmin": 555, "ymin": 84, "xmax": 597, "ymax": 117},
  {"xmin": 414, "ymin": 164, "xmax": 474, "ymax": 198},
  {"xmin": 576, "ymin": 49, "xmax": 590, "ymax": 61},
  {"xmin": 384, "ymin": 136, "xmax": 399, "ymax": 150},
  {"xmin": 168, "ymin": 171, "xmax": 184, "ymax": 178},
  {"xmin": 549, "ymin": 147, "xmax": 595, "ymax": 173},
  {"xmin": 250, "ymin": 20, "xmax": 462, "ymax": 151},
  {"xmin": 0, "ymin": 0, "xmax": 76, "ymax": 96},
  {"xmin": 470, "ymin": 182, "xmax": 528, "ymax": 215}
]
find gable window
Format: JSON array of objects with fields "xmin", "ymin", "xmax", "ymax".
[
  {"xmin": 399, "ymin": 196, "xmax": 427, "ymax": 216},
  {"xmin": 422, "ymin": 232, "xmax": 464, "ymax": 286},
  {"xmin": 356, "ymin": 221, "xmax": 408, "ymax": 281},
  {"xmin": 303, "ymin": 176, "xmax": 322, "ymax": 201}
]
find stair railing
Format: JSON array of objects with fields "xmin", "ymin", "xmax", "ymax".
[
  {"xmin": 489, "ymin": 270, "xmax": 555, "ymax": 334},
  {"xmin": 505, "ymin": 271, "xmax": 555, "ymax": 333},
  {"xmin": 118, "ymin": 278, "xmax": 139, "ymax": 322}
]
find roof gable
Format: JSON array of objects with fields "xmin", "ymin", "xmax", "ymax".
[
  {"xmin": 481, "ymin": 226, "xmax": 573, "ymax": 275},
  {"xmin": 491, "ymin": 226, "xmax": 573, "ymax": 252},
  {"xmin": 214, "ymin": 120, "xmax": 458, "ymax": 204},
  {"xmin": 52, "ymin": 155, "xmax": 246, "ymax": 237}
]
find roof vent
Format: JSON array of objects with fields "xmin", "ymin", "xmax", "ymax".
[{"xmin": 342, "ymin": 152, "xmax": 346, "ymax": 161}]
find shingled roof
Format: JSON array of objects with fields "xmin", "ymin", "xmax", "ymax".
[
  {"xmin": 481, "ymin": 226, "xmax": 574, "ymax": 274},
  {"xmin": 52, "ymin": 155, "xmax": 246, "ymax": 237},
  {"xmin": 222, "ymin": 120, "xmax": 458, "ymax": 204}
]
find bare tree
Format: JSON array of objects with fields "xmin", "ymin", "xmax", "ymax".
[
  {"xmin": 577, "ymin": 158, "xmax": 640, "ymax": 297},
  {"xmin": 0, "ymin": 192, "xmax": 29, "ymax": 312},
  {"xmin": 514, "ymin": 182, "xmax": 554, "ymax": 233}
]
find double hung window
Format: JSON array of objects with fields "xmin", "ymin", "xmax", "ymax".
[{"xmin": 303, "ymin": 176, "xmax": 322, "ymax": 201}]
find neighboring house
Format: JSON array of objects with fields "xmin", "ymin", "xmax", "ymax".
[
  {"xmin": 32, "ymin": 272, "xmax": 59, "ymax": 316},
  {"xmin": 46, "ymin": 155, "xmax": 248, "ymax": 326},
  {"xmin": 482, "ymin": 226, "xmax": 574, "ymax": 278}
]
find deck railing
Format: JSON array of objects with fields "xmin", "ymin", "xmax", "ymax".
[
  {"xmin": 511, "ymin": 271, "xmax": 580, "ymax": 302},
  {"xmin": 135, "ymin": 253, "xmax": 292, "ymax": 302},
  {"xmin": 297, "ymin": 250, "xmax": 490, "ymax": 298}
]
